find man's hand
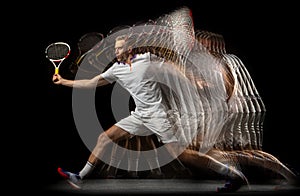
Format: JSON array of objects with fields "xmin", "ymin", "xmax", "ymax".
[{"xmin": 53, "ymin": 74, "xmax": 62, "ymax": 84}]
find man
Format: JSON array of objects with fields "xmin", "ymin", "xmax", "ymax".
[{"xmin": 54, "ymin": 34, "xmax": 246, "ymax": 192}]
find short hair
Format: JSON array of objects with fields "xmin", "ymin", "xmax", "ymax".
[{"xmin": 115, "ymin": 34, "xmax": 128, "ymax": 42}]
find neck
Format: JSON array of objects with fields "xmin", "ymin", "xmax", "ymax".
[{"xmin": 126, "ymin": 54, "xmax": 134, "ymax": 65}]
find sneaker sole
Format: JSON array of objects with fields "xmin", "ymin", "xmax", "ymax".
[
  {"xmin": 66, "ymin": 179, "xmax": 81, "ymax": 189},
  {"xmin": 57, "ymin": 167, "xmax": 81, "ymax": 189}
]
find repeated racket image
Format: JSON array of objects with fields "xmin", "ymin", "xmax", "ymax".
[
  {"xmin": 69, "ymin": 32, "xmax": 104, "ymax": 74},
  {"xmin": 76, "ymin": 32, "xmax": 104, "ymax": 64},
  {"xmin": 45, "ymin": 42, "xmax": 71, "ymax": 75}
]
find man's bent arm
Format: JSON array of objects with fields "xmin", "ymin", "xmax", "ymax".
[{"xmin": 62, "ymin": 75, "xmax": 110, "ymax": 88}]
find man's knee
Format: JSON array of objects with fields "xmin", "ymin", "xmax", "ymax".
[
  {"xmin": 105, "ymin": 125, "xmax": 131, "ymax": 142},
  {"xmin": 97, "ymin": 132, "xmax": 111, "ymax": 146}
]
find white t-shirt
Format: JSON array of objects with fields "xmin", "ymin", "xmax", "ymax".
[{"xmin": 100, "ymin": 52, "xmax": 167, "ymax": 119}]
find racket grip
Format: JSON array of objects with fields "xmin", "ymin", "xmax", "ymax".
[{"xmin": 55, "ymin": 67, "xmax": 59, "ymax": 75}]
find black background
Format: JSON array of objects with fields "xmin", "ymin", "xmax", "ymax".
[{"xmin": 22, "ymin": 0, "xmax": 299, "ymax": 193}]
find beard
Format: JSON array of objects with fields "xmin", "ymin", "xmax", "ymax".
[{"xmin": 117, "ymin": 51, "xmax": 130, "ymax": 63}]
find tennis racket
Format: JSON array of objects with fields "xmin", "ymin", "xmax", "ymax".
[
  {"xmin": 45, "ymin": 42, "xmax": 71, "ymax": 75},
  {"xmin": 75, "ymin": 32, "xmax": 104, "ymax": 64},
  {"xmin": 69, "ymin": 32, "xmax": 103, "ymax": 74}
]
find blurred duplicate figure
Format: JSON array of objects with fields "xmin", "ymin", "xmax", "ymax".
[{"xmin": 193, "ymin": 29, "xmax": 298, "ymax": 186}]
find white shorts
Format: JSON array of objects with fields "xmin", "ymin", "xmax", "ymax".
[{"xmin": 115, "ymin": 114, "xmax": 178, "ymax": 144}]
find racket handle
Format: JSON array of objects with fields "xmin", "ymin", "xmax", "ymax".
[{"xmin": 55, "ymin": 67, "xmax": 59, "ymax": 75}]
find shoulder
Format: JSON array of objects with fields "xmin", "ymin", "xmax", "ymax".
[
  {"xmin": 132, "ymin": 52, "xmax": 164, "ymax": 63},
  {"xmin": 131, "ymin": 52, "xmax": 150, "ymax": 63},
  {"xmin": 137, "ymin": 52, "xmax": 151, "ymax": 59},
  {"xmin": 103, "ymin": 61, "xmax": 119, "ymax": 73},
  {"xmin": 149, "ymin": 52, "xmax": 164, "ymax": 62}
]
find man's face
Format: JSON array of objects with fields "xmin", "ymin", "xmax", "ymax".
[{"xmin": 115, "ymin": 39, "xmax": 126, "ymax": 62}]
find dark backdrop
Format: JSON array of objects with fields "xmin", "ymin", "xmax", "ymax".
[{"xmin": 24, "ymin": 0, "xmax": 299, "ymax": 192}]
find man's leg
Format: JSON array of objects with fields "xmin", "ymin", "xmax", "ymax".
[
  {"xmin": 105, "ymin": 139, "xmax": 128, "ymax": 178},
  {"xmin": 126, "ymin": 136, "xmax": 140, "ymax": 178},
  {"xmin": 164, "ymin": 142, "xmax": 248, "ymax": 192},
  {"xmin": 58, "ymin": 125, "xmax": 131, "ymax": 188},
  {"xmin": 142, "ymin": 136, "xmax": 165, "ymax": 178},
  {"xmin": 88, "ymin": 125, "xmax": 132, "ymax": 165}
]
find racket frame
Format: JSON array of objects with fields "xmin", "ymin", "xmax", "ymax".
[{"xmin": 45, "ymin": 42, "xmax": 71, "ymax": 74}]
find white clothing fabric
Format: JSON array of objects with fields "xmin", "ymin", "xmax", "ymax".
[
  {"xmin": 101, "ymin": 52, "xmax": 177, "ymax": 143},
  {"xmin": 115, "ymin": 113, "xmax": 177, "ymax": 143}
]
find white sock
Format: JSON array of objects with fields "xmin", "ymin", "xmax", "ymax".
[{"xmin": 79, "ymin": 161, "xmax": 95, "ymax": 179}]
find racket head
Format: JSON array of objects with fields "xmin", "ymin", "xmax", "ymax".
[
  {"xmin": 45, "ymin": 42, "xmax": 71, "ymax": 61},
  {"xmin": 45, "ymin": 42, "xmax": 71, "ymax": 74},
  {"xmin": 71, "ymin": 32, "xmax": 104, "ymax": 74},
  {"xmin": 77, "ymin": 32, "xmax": 104, "ymax": 55}
]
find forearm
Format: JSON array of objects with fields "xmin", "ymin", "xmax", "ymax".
[
  {"xmin": 60, "ymin": 75, "xmax": 108, "ymax": 88},
  {"xmin": 60, "ymin": 78, "xmax": 96, "ymax": 88}
]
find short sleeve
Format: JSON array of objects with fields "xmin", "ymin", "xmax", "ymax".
[
  {"xmin": 100, "ymin": 63, "xmax": 117, "ymax": 83},
  {"xmin": 149, "ymin": 52, "xmax": 165, "ymax": 68},
  {"xmin": 149, "ymin": 52, "xmax": 163, "ymax": 62}
]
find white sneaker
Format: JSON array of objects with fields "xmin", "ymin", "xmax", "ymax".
[{"xmin": 57, "ymin": 167, "xmax": 82, "ymax": 189}]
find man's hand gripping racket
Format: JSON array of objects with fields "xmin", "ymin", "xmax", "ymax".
[{"xmin": 45, "ymin": 42, "xmax": 71, "ymax": 82}]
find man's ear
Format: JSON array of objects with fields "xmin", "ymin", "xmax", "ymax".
[{"xmin": 128, "ymin": 46, "xmax": 133, "ymax": 53}]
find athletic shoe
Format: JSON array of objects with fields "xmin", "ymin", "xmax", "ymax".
[{"xmin": 57, "ymin": 167, "xmax": 82, "ymax": 189}]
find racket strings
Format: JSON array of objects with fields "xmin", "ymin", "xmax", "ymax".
[
  {"xmin": 46, "ymin": 44, "xmax": 70, "ymax": 60},
  {"xmin": 78, "ymin": 32, "xmax": 104, "ymax": 55}
]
